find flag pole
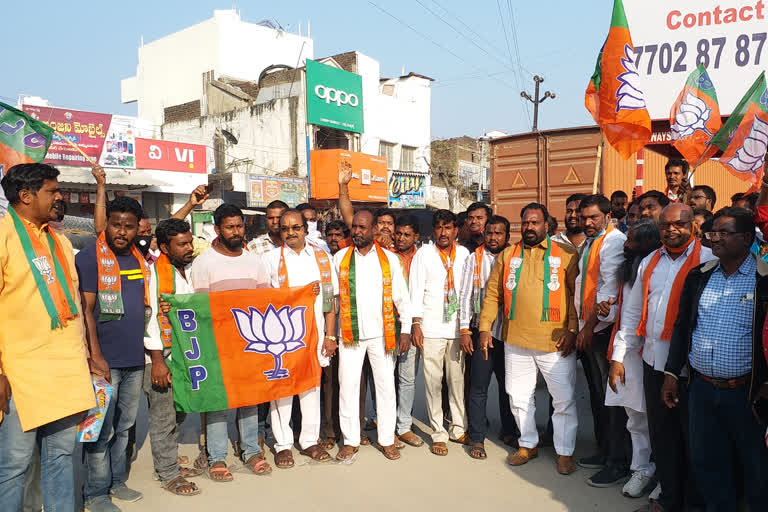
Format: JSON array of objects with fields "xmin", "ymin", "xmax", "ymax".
[
  {"xmin": 591, "ymin": 143, "xmax": 603, "ymax": 194},
  {"xmin": 52, "ymin": 129, "xmax": 99, "ymax": 167}
]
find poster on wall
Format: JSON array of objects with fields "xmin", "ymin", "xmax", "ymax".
[
  {"xmin": 247, "ymin": 175, "xmax": 308, "ymax": 208},
  {"xmin": 388, "ymin": 172, "xmax": 426, "ymax": 208},
  {"xmin": 99, "ymin": 115, "xmax": 136, "ymax": 169}
]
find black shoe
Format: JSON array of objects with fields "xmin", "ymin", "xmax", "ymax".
[
  {"xmin": 577, "ymin": 453, "xmax": 606, "ymax": 469},
  {"xmin": 586, "ymin": 465, "xmax": 630, "ymax": 488}
]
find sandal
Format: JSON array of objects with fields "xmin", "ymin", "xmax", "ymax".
[
  {"xmin": 208, "ymin": 462, "xmax": 233, "ymax": 482},
  {"xmin": 180, "ymin": 466, "xmax": 204, "ymax": 478},
  {"xmin": 193, "ymin": 449, "xmax": 209, "ymax": 471},
  {"xmin": 177, "ymin": 456, "xmax": 190, "ymax": 466},
  {"xmin": 335, "ymin": 445, "xmax": 359, "ymax": 461},
  {"xmin": 469, "ymin": 443, "xmax": 487, "ymax": 460},
  {"xmin": 275, "ymin": 449, "xmax": 295, "ymax": 469},
  {"xmin": 162, "ymin": 475, "xmax": 201, "ymax": 496},
  {"xmin": 394, "ymin": 437, "xmax": 405, "ymax": 450},
  {"xmin": 300, "ymin": 444, "xmax": 331, "ymax": 462},
  {"xmin": 451, "ymin": 433, "xmax": 470, "ymax": 445},
  {"xmin": 377, "ymin": 443, "xmax": 401, "ymax": 460},
  {"xmin": 431, "ymin": 442, "xmax": 448, "ymax": 456},
  {"xmin": 319, "ymin": 437, "xmax": 336, "ymax": 451},
  {"xmin": 360, "ymin": 434, "xmax": 371, "ymax": 446},
  {"xmin": 244, "ymin": 453, "xmax": 273, "ymax": 475}
]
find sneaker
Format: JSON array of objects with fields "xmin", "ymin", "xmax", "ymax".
[
  {"xmin": 84, "ymin": 496, "xmax": 120, "ymax": 512},
  {"xmin": 578, "ymin": 453, "xmax": 606, "ymax": 469},
  {"xmin": 586, "ymin": 465, "xmax": 630, "ymax": 487},
  {"xmin": 109, "ymin": 485, "xmax": 143, "ymax": 503},
  {"xmin": 622, "ymin": 471, "xmax": 656, "ymax": 498},
  {"xmin": 649, "ymin": 482, "xmax": 662, "ymax": 501}
]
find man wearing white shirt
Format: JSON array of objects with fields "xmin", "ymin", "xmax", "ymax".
[
  {"xmin": 264, "ymin": 209, "xmax": 339, "ymax": 468},
  {"xmin": 610, "ymin": 204, "xmax": 712, "ymax": 511},
  {"xmin": 143, "ymin": 218, "xmax": 202, "ymax": 497},
  {"xmin": 458, "ymin": 215, "xmax": 519, "ymax": 459},
  {"xmin": 333, "ymin": 209, "xmax": 412, "ymax": 462},
  {"xmin": 411, "ymin": 209, "xmax": 470, "ymax": 456},
  {"xmin": 573, "ymin": 194, "xmax": 630, "ymax": 483}
]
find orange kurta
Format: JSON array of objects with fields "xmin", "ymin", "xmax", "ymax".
[{"xmin": 0, "ymin": 213, "xmax": 95, "ymax": 431}]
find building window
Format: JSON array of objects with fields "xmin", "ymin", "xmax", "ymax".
[
  {"xmin": 379, "ymin": 141, "xmax": 395, "ymax": 169},
  {"xmin": 400, "ymin": 145, "xmax": 416, "ymax": 171}
]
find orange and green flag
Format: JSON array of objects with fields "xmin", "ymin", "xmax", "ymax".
[
  {"xmin": 166, "ymin": 284, "xmax": 320, "ymax": 413},
  {"xmin": 710, "ymin": 72, "xmax": 768, "ymax": 190},
  {"xmin": 584, "ymin": 0, "xmax": 651, "ymax": 160},
  {"xmin": 669, "ymin": 64, "xmax": 722, "ymax": 167}
]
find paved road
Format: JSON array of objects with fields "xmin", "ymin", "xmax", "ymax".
[{"xmin": 106, "ymin": 363, "xmax": 643, "ymax": 512}]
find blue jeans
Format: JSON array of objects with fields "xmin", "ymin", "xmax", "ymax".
[
  {"xmin": 0, "ymin": 395, "xmax": 80, "ymax": 512},
  {"xmin": 468, "ymin": 335, "xmax": 518, "ymax": 443},
  {"xmin": 688, "ymin": 375, "xmax": 768, "ymax": 512},
  {"xmin": 396, "ymin": 344, "xmax": 420, "ymax": 435},
  {"xmin": 84, "ymin": 366, "xmax": 144, "ymax": 501},
  {"xmin": 207, "ymin": 405, "xmax": 262, "ymax": 464}
]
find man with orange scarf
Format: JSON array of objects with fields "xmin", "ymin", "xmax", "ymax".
[
  {"xmin": 609, "ymin": 204, "xmax": 713, "ymax": 510},
  {"xmin": 573, "ymin": 194, "xmax": 629, "ymax": 483},
  {"xmin": 76, "ymin": 196, "xmax": 151, "ymax": 510}
]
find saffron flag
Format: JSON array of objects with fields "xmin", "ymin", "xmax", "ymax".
[
  {"xmin": 710, "ymin": 72, "xmax": 768, "ymax": 190},
  {"xmin": 584, "ymin": 0, "xmax": 651, "ymax": 160},
  {"xmin": 670, "ymin": 64, "xmax": 722, "ymax": 167},
  {"xmin": 166, "ymin": 284, "xmax": 320, "ymax": 413}
]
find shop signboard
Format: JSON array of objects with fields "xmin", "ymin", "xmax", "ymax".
[
  {"xmin": 247, "ymin": 175, "xmax": 308, "ymax": 208},
  {"xmin": 305, "ymin": 59, "xmax": 364, "ymax": 133},
  {"xmin": 135, "ymin": 138, "xmax": 207, "ymax": 173},
  {"xmin": 309, "ymin": 149, "xmax": 388, "ymax": 202},
  {"xmin": 388, "ymin": 172, "xmax": 426, "ymax": 208}
]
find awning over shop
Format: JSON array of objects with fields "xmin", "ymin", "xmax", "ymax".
[{"xmin": 55, "ymin": 166, "xmax": 208, "ymax": 194}]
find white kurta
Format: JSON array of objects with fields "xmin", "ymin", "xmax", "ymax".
[{"xmin": 574, "ymin": 228, "xmax": 626, "ymax": 332}]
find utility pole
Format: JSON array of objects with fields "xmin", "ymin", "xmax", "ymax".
[{"xmin": 521, "ymin": 75, "xmax": 555, "ymax": 132}]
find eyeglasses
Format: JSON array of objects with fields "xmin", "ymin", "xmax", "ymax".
[
  {"xmin": 704, "ymin": 231, "xmax": 745, "ymax": 241},
  {"xmin": 659, "ymin": 221, "xmax": 691, "ymax": 230},
  {"xmin": 280, "ymin": 225, "xmax": 304, "ymax": 233}
]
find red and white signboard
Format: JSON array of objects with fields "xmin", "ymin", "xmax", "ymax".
[{"xmin": 135, "ymin": 138, "xmax": 206, "ymax": 173}]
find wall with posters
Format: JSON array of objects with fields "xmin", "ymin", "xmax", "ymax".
[
  {"xmin": 247, "ymin": 175, "xmax": 308, "ymax": 207},
  {"xmin": 624, "ymin": 0, "xmax": 768, "ymax": 118},
  {"xmin": 388, "ymin": 172, "xmax": 426, "ymax": 208}
]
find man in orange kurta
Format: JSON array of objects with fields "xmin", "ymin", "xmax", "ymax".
[{"xmin": 0, "ymin": 164, "xmax": 95, "ymax": 512}]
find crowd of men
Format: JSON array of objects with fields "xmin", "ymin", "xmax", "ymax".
[{"xmin": 0, "ymin": 157, "xmax": 767, "ymax": 512}]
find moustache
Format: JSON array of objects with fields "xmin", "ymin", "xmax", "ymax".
[{"xmin": 523, "ymin": 230, "xmax": 537, "ymax": 238}]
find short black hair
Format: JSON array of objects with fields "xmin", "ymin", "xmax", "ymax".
[
  {"xmin": 106, "ymin": 196, "xmax": 143, "ymax": 221},
  {"xmin": 266, "ymin": 200, "xmax": 289, "ymax": 210},
  {"xmin": 432, "ymin": 209, "xmax": 456, "ymax": 228},
  {"xmin": 296, "ymin": 202, "xmax": 315, "ymax": 213},
  {"xmin": 213, "ymin": 203, "xmax": 244, "ymax": 226},
  {"xmin": 1, "ymin": 163, "xmax": 60, "ymax": 205},
  {"xmin": 714, "ymin": 206, "xmax": 755, "ymax": 242},
  {"xmin": 485, "ymin": 214, "xmax": 510, "ymax": 234},
  {"xmin": 566, "ymin": 193, "xmax": 588, "ymax": 206},
  {"xmin": 692, "ymin": 185, "xmax": 716, "ymax": 207},
  {"xmin": 665, "ymin": 158, "xmax": 689, "ymax": 174},
  {"xmin": 395, "ymin": 214, "xmax": 420, "ymax": 235},
  {"xmin": 700, "ymin": 218, "xmax": 714, "ymax": 234},
  {"xmin": 280, "ymin": 208, "xmax": 308, "ymax": 230},
  {"xmin": 579, "ymin": 194, "xmax": 612, "ymax": 215},
  {"xmin": 325, "ymin": 219, "xmax": 349, "ymax": 236},
  {"xmin": 732, "ymin": 192, "xmax": 758, "ymax": 210},
  {"xmin": 155, "ymin": 218, "xmax": 191, "ymax": 247},
  {"xmin": 520, "ymin": 202, "xmax": 550, "ymax": 220},
  {"xmin": 610, "ymin": 190, "xmax": 628, "ymax": 201},
  {"xmin": 466, "ymin": 201, "xmax": 492, "ymax": 219},
  {"xmin": 374, "ymin": 208, "xmax": 396, "ymax": 223},
  {"xmin": 547, "ymin": 216, "xmax": 558, "ymax": 235},
  {"xmin": 692, "ymin": 208, "xmax": 714, "ymax": 224},
  {"xmin": 637, "ymin": 190, "xmax": 670, "ymax": 208},
  {"xmin": 456, "ymin": 211, "xmax": 467, "ymax": 228}
]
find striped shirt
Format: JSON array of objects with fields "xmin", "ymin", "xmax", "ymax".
[{"xmin": 458, "ymin": 247, "xmax": 503, "ymax": 339}]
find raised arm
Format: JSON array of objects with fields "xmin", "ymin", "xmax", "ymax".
[
  {"xmin": 173, "ymin": 185, "xmax": 210, "ymax": 220},
  {"xmin": 338, "ymin": 160, "xmax": 354, "ymax": 229},
  {"xmin": 92, "ymin": 165, "xmax": 107, "ymax": 234}
]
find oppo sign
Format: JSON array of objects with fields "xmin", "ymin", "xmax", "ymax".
[{"xmin": 306, "ymin": 59, "xmax": 364, "ymax": 133}]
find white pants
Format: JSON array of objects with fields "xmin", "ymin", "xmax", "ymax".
[
  {"xmin": 338, "ymin": 337, "xmax": 396, "ymax": 447},
  {"xmin": 626, "ymin": 406, "xmax": 655, "ymax": 476},
  {"xmin": 423, "ymin": 337, "xmax": 467, "ymax": 443},
  {"xmin": 270, "ymin": 386, "xmax": 321, "ymax": 452},
  {"xmin": 504, "ymin": 343, "xmax": 578, "ymax": 456}
]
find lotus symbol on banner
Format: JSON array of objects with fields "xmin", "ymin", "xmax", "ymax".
[
  {"xmin": 671, "ymin": 93, "xmax": 713, "ymax": 140},
  {"xmin": 232, "ymin": 304, "xmax": 307, "ymax": 380},
  {"xmin": 616, "ymin": 44, "xmax": 647, "ymax": 112},
  {"xmin": 727, "ymin": 116, "xmax": 768, "ymax": 174}
]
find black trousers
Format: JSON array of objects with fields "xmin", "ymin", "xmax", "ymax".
[
  {"xmin": 467, "ymin": 335, "xmax": 518, "ymax": 444},
  {"xmin": 580, "ymin": 325, "xmax": 631, "ymax": 468},
  {"xmin": 320, "ymin": 356, "xmax": 341, "ymax": 440}
]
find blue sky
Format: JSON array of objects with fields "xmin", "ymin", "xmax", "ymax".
[{"xmin": 3, "ymin": 1, "xmax": 607, "ymax": 139}]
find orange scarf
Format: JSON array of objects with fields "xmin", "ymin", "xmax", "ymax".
[
  {"xmin": 636, "ymin": 236, "xmax": 702, "ymax": 341},
  {"xmin": 579, "ymin": 223, "xmax": 614, "ymax": 320},
  {"xmin": 96, "ymin": 231, "xmax": 150, "ymax": 322},
  {"xmin": 277, "ymin": 243, "xmax": 334, "ymax": 312},
  {"xmin": 339, "ymin": 243, "xmax": 396, "ymax": 354},
  {"xmin": 154, "ymin": 254, "xmax": 175, "ymax": 348},
  {"xmin": 502, "ymin": 235, "xmax": 564, "ymax": 321},
  {"xmin": 437, "ymin": 243, "xmax": 459, "ymax": 322}
]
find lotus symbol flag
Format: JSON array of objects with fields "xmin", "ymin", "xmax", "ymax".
[
  {"xmin": 671, "ymin": 93, "xmax": 713, "ymax": 140},
  {"xmin": 726, "ymin": 116, "xmax": 768, "ymax": 174},
  {"xmin": 232, "ymin": 304, "xmax": 307, "ymax": 381},
  {"xmin": 616, "ymin": 44, "xmax": 646, "ymax": 112}
]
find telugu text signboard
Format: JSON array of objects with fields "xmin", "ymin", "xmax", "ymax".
[
  {"xmin": 624, "ymin": 0, "xmax": 768, "ymax": 119},
  {"xmin": 135, "ymin": 138, "xmax": 207, "ymax": 173},
  {"xmin": 388, "ymin": 172, "xmax": 426, "ymax": 208},
  {"xmin": 22, "ymin": 105, "xmax": 111, "ymax": 166},
  {"xmin": 305, "ymin": 60, "xmax": 364, "ymax": 134}
]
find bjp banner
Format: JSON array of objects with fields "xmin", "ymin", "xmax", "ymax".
[{"xmin": 165, "ymin": 284, "xmax": 320, "ymax": 413}]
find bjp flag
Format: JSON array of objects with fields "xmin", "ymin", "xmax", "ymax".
[
  {"xmin": 670, "ymin": 64, "xmax": 722, "ymax": 167},
  {"xmin": 585, "ymin": 0, "xmax": 651, "ymax": 160},
  {"xmin": 166, "ymin": 284, "xmax": 320, "ymax": 413}
]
